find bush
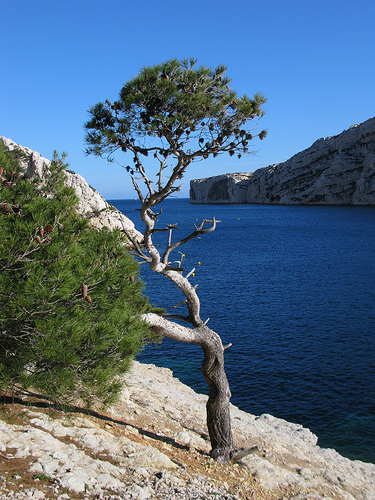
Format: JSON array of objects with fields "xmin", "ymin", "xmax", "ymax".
[{"xmin": 0, "ymin": 144, "xmax": 156, "ymax": 406}]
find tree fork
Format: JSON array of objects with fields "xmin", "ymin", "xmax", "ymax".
[{"xmin": 142, "ymin": 314, "xmax": 235, "ymax": 462}]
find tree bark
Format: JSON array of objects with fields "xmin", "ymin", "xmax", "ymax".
[
  {"xmin": 143, "ymin": 314, "xmax": 234, "ymax": 462},
  {"xmin": 198, "ymin": 324, "xmax": 234, "ymax": 462}
]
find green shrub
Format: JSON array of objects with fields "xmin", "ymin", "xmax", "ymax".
[{"xmin": 0, "ymin": 144, "xmax": 156, "ymax": 406}]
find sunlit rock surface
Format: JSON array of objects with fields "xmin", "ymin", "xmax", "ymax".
[
  {"xmin": 0, "ymin": 137, "xmax": 142, "ymax": 242},
  {"xmin": 190, "ymin": 117, "xmax": 375, "ymax": 205},
  {"xmin": 0, "ymin": 361, "xmax": 374, "ymax": 499}
]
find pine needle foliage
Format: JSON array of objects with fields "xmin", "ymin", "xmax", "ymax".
[
  {"xmin": 84, "ymin": 59, "xmax": 267, "ymax": 461},
  {"xmin": 84, "ymin": 58, "xmax": 267, "ymax": 203},
  {"xmin": 0, "ymin": 144, "xmax": 155, "ymax": 407}
]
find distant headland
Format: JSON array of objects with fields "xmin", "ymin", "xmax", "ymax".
[{"xmin": 190, "ymin": 117, "xmax": 375, "ymax": 205}]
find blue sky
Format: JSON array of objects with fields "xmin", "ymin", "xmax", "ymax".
[{"xmin": 1, "ymin": 0, "xmax": 374, "ymax": 199}]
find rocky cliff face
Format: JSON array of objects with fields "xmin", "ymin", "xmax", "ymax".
[
  {"xmin": 190, "ymin": 117, "xmax": 375, "ymax": 204},
  {"xmin": 0, "ymin": 137, "xmax": 142, "ymax": 242},
  {"xmin": 190, "ymin": 172, "xmax": 252, "ymax": 204}
]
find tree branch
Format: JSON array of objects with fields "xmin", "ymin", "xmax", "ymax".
[
  {"xmin": 162, "ymin": 217, "xmax": 219, "ymax": 265},
  {"xmin": 142, "ymin": 313, "xmax": 201, "ymax": 343}
]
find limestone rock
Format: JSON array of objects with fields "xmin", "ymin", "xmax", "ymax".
[
  {"xmin": 0, "ymin": 137, "xmax": 142, "ymax": 242},
  {"xmin": 118, "ymin": 361, "xmax": 375, "ymax": 499},
  {"xmin": 190, "ymin": 117, "xmax": 375, "ymax": 205},
  {"xmin": 0, "ymin": 361, "xmax": 374, "ymax": 499},
  {"xmin": 190, "ymin": 172, "xmax": 252, "ymax": 204}
]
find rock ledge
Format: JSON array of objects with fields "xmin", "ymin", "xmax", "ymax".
[{"xmin": 0, "ymin": 361, "xmax": 374, "ymax": 500}]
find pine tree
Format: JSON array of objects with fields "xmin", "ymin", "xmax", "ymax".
[
  {"xmin": 0, "ymin": 144, "xmax": 156, "ymax": 407},
  {"xmin": 84, "ymin": 58, "xmax": 267, "ymax": 462}
]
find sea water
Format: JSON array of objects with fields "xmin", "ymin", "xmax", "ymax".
[{"xmin": 110, "ymin": 199, "xmax": 375, "ymax": 463}]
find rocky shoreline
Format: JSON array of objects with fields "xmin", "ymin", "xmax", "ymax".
[
  {"xmin": 190, "ymin": 117, "xmax": 375, "ymax": 205},
  {"xmin": 0, "ymin": 361, "xmax": 374, "ymax": 500},
  {"xmin": 1, "ymin": 137, "xmax": 374, "ymax": 498}
]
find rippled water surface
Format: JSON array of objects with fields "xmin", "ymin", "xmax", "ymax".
[{"xmin": 110, "ymin": 199, "xmax": 375, "ymax": 463}]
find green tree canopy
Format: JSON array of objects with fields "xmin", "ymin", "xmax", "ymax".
[
  {"xmin": 0, "ymin": 144, "xmax": 156, "ymax": 406},
  {"xmin": 85, "ymin": 57, "xmax": 267, "ymax": 203}
]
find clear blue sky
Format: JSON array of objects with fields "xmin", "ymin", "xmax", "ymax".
[{"xmin": 1, "ymin": 0, "xmax": 374, "ymax": 199}]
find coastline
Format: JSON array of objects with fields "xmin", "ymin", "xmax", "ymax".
[
  {"xmin": 1, "ymin": 137, "xmax": 374, "ymax": 498},
  {"xmin": 0, "ymin": 360, "xmax": 374, "ymax": 500}
]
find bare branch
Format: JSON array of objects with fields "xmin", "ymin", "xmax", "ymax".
[
  {"xmin": 162, "ymin": 217, "xmax": 219, "ymax": 265},
  {"xmin": 119, "ymin": 220, "xmax": 151, "ymax": 263},
  {"xmin": 161, "ymin": 313, "xmax": 192, "ymax": 323},
  {"xmin": 142, "ymin": 313, "xmax": 201, "ymax": 343},
  {"xmin": 132, "ymin": 177, "xmax": 145, "ymax": 204},
  {"xmin": 134, "ymin": 151, "xmax": 154, "ymax": 197},
  {"xmin": 170, "ymin": 299, "xmax": 187, "ymax": 309},
  {"xmin": 151, "ymin": 227, "xmax": 170, "ymax": 233},
  {"xmin": 185, "ymin": 267, "xmax": 195, "ymax": 279},
  {"xmin": 164, "ymin": 265, "xmax": 184, "ymax": 272},
  {"xmin": 155, "ymin": 151, "xmax": 170, "ymax": 191}
]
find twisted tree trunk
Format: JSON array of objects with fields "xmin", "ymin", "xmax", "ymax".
[
  {"xmin": 143, "ymin": 314, "xmax": 234, "ymax": 462},
  {"xmin": 199, "ymin": 325, "xmax": 234, "ymax": 462},
  {"xmin": 127, "ymin": 193, "xmax": 237, "ymax": 462}
]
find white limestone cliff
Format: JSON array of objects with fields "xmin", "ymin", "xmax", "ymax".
[
  {"xmin": 190, "ymin": 117, "xmax": 375, "ymax": 204},
  {"xmin": 190, "ymin": 172, "xmax": 252, "ymax": 204},
  {"xmin": 0, "ymin": 137, "xmax": 142, "ymax": 242}
]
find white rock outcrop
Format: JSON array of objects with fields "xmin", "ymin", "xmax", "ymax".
[
  {"xmin": 0, "ymin": 361, "xmax": 374, "ymax": 500},
  {"xmin": 120, "ymin": 362, "xmax": 375, "ymax": 499},
  {"xmin": 0, "ymin": 137, "xmax": 142, "ymax": 242},
  {"xmin": 190, "ymin": 117, "xmax": 375, "ymax": 205},
  {"xmin": 190, "ymin": 172, "xmax": 252, "ymax": 204}
]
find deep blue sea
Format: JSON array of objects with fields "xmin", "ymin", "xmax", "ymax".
[{"xmin": 110, "ymin": 199, "xmax": 375, "ymax": 464}]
